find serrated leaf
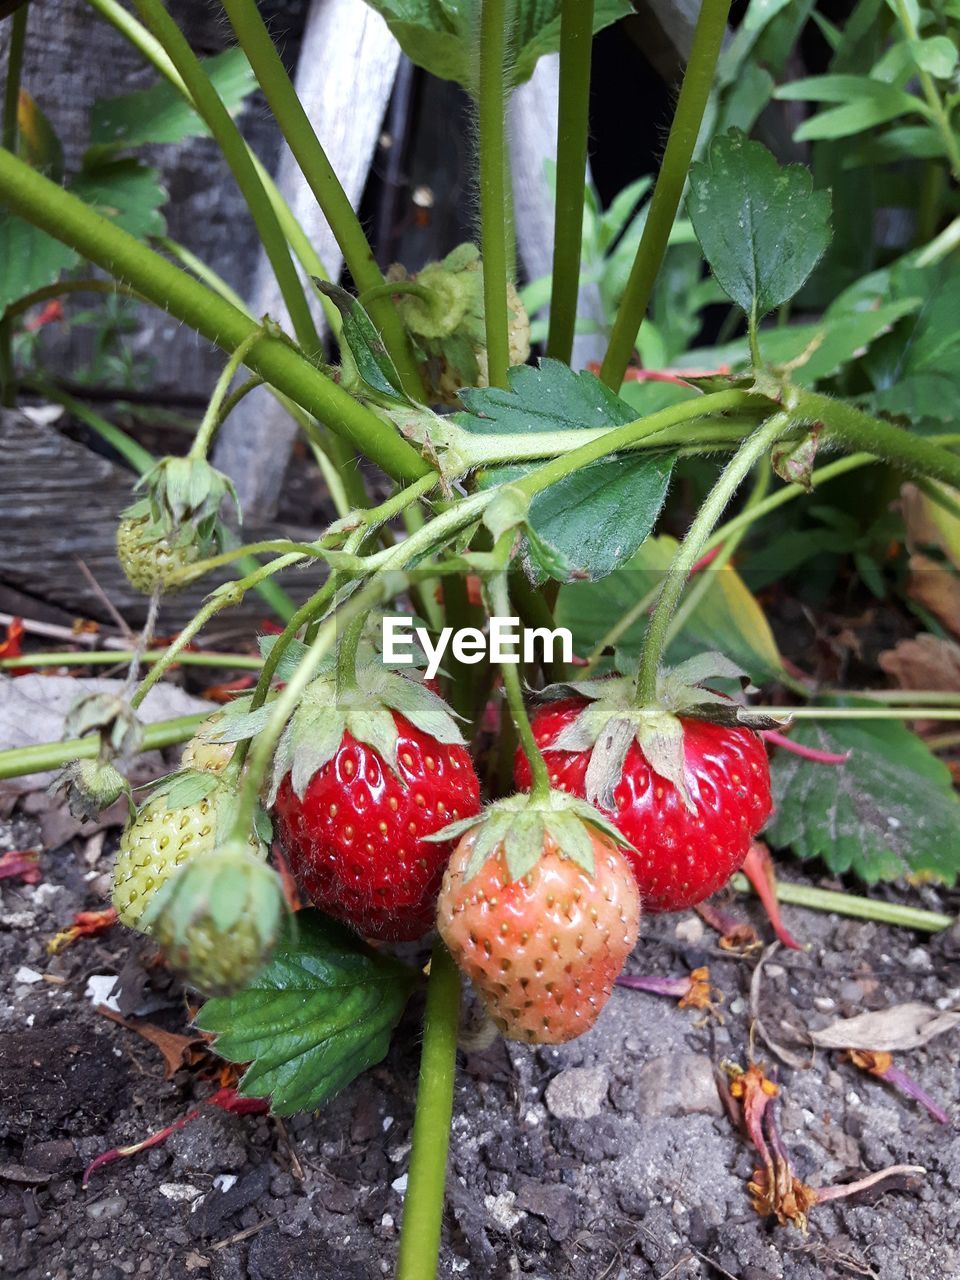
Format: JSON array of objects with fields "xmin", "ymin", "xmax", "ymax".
[
  {"xmin": 197, "ymin": 912, "xmax": 416, "ymax": 1114},
  {"xmin": 458, "ymin": 358, "xmax": 637, "ymax": 437},
  {"xmin": 206, "ymin": 704, "xmax": 276, "ymax": 743},
  {"xmin": 288, "ymin": 712, "xmax": 347, "ymax": 799},
  {"xmin": 526, "ymin": 452, "xmax": 676, "ymax": 582},
  {"xmin": 356, "ymin": 0, "xmax": 631, "ymax": 92},
  {"xmin": 88, "ymin": 48, "xmax": 257, "ymax": 154},
  {"xmin": 687, "ymin": 130, "xmax": 831, "ymax": 320},
  {"xmin": 70, "ymin": 158, "xmax": 167, "ymax": 238},
  {"xmin": 462, "ymin": 361, "xmax": 676, "ymax": 581},
  {"xmin": 0, "ymin": 210, "xmax": 78, "ymax": 311},
  {"xmin": 503, "ymin": 814, "xmax": 546, "ymax": 881},
  {"xmin": 375, "ymin": 671, "xmax": 465, "ymax": 744},
  {"xmin": 767, "ymin": 707, "xmax": 960, "ymax": 884}
]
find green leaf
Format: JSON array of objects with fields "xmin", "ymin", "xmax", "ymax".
[
  {"xmin": 88, "ymin": 48, "xmax": 257, "ymax": 155},
  {"xmin": 461, "ymin": 361, "xmax": 677, "ymax": 581},
  {"xmin": 674, "ymin": 295, "xmax": 922, "ymax": 386},
  {"xmin": 356, "ymin": 0, "xmax": 632, "ymax": 91},
  {"xmin": 0, "ymin": 211, "xmax": 78, "ymax": 312},
  {"xmin": 457, "ymin": 358, "xmax": 639, "ymax": 436},
  {"xmin": 767, "ymin": 709, "xmax": 960, "ymax": 884},
  {"xmin": 70, "ymin": 158, "xmax": 168, "ymax": 238},
  {"xmin": 864, "ymin": 258, "xmax": 960, "ymax": 423},
  {"xmin": 776, "ymin": 75, "xmax": 923, "ymax": 141},
  {"xmin": 524, "ymin": 452, "xmax": 676, "ymax": 582},
  {"xmin": 314, "ymin": 280, "xmax": 406, "ymax": 401},
  {"xmin": 197, "ymin": 911, "xmax": 417, "ymax": 1115},
  {"xmin": 687, "ymin": 130, "xmax": 831, "ymax": 320}
]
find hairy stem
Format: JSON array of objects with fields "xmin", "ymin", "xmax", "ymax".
[
  {"xmin": 0, "ymin": 0, "xmax": 28, "ymax": 406},
  {"xmin": 0, "ymin": 649, "xmax": 264, "ymax": 671},
  {"xmin": 546, "ymin": 0, "xmax": 594, "ymax": 364},
  {"xmin": 731, "ymin": 875, "xmax": 952, "ymax": 931},
  {"xmin": 220, "ymin": 0, "xmax": 424, "ymax": 399},
  {"xmin": 0, "ymin": 148, "xmax": 432, "ymax": 482},
  {"xmin": 637, "ymin": 414, "xmax": 788, "ymax": 701},
  {"xmin": 599, "ymin": 0, "xmax": 731, "ymax": 388},
  {"xmin": 477, "ymin": 0, "xmax": 511, "ymax": 389},
  {"xmin": 396, "ymin": 941, "xmax": 461, "ymax": 1280},
  {"xmin": 489, "ymin": 562, "xmax": 552, "ymax": 801},
  {"xmin": 189, "ymin": 329, "xmax": 263, "ymax": 459}
]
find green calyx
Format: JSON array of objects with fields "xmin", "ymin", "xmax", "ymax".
[
  {"xmin": 538, "ymin": 653, "xmax": 787, "ymax": 812},
  {"xmin": 121, "ymin": 454, "xmax": 241, "ymax": 573},
  {"xmin": 428, "ymin": 789, "xmax": 632, "ymax": 884},
  {"xmin": 140, "ymin": 838, "xmax": 286, "ymax": 997},
  {"xmin": 268, "ymin": 662, "xmax": 465, "ymax": 803},
  {"xmin": 51, "ymin": 757, "xmax": 132, "ymax": 822}
]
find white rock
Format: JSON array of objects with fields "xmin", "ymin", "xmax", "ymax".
[
  {"xmin": 485, "ymin": 1191, "xmax": 524, "ymax": 1230},
  {"xmin": 14, "ymin": 966, "xmax": 43, "ymax": 984},
  {"xmin": 674, "ymin": 916, "xmax": 705, "ymax": 946},
  {"xmin": 159, "ymin": 1183, "xmax": 203, "ymax": 1202},
  {"xmin": 85, "ymin": 974, "xmax": 120, "ymax": 1013},
  {"xmin": 544, "ymin": 1065, "xmax": 609, "ymax": 1120},
  {"xmin": 391, "ymin": 1174, "xmax": 408, "ymax": 1195},
  {"xmin": 213, "ymin": 1174, "xmax": 237, "ymax": 1193}
]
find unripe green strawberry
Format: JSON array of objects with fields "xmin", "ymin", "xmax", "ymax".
[
  {"xmin": 180, "ymin": 714, "xmax": 234, "ymax": 775},
  {"xmin": 116, "ymin": 514, "xmax": 198, "ymax": 595},
  {"xmin": 112, "ymin": 772, "xmax": 260, "ymax": 931},
  {"xmin": 141, "ymin": 840, "xmax": 285, "ymax": 996},
  {"xmin": 435, "ymin": 792, "xmax": 640, "ymax": 1044}
]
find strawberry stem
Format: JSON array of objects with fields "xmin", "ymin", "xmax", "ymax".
[
  {"xmin": 335, "ymin": 614, "xmax": 366, "ymax": 693},
  {"xmin": 189, "ymin": 328, "xmax": 264, "ymax": 460},
  {"xmin": 488, "ymin": 566, "xmax": 552, "ymax": 801},
  {"xmin": 636, "ymin": 414, "xmax": 790, "ymax": 703},
  {"xmin": 396, "ymin": 941, "xmax": 461, "ymax": 1280}
]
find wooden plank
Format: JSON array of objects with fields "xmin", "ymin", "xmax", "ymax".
[{"xmin": 0, "ymin": 412, "xmax": 328, "ymax": 629}]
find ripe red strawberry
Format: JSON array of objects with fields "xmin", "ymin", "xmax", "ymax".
[
  {"xmin": 270, "ymin": 669, "xmax": 480, "ymax": 942},
  {"xmin": 436, "ymin": 793, "xmax": 640, "ymax": 1043},
  {"xmin": 513, "ymin": 665, "xmax": 773, "ymax": 913}
]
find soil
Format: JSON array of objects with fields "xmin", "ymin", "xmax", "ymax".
[{"xmin": 2, "ymin": 797, "xmax": 959, "ymax": 1280}]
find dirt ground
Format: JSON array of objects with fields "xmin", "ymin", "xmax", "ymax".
[{"xmin": 1, "ymin": 794, "xmax": 959, "ymax": 1280}]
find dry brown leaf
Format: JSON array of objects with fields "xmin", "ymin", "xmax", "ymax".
[
  {"xmin": 879, "ymin": 633, "xmax": 960, "ymax": 693},
  {"xmin": 96, "ymin": 1005, "xmax": 208, "ymax": 1079},
  {"xmin": 810, "ymin": 1003, "xmax": 960, "ymax": 1051},
  {"xmin": 906, "ymin": 554, "xmax": 960, "ymax": 638}
]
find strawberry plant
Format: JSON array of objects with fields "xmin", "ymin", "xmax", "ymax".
[{"xmin": 2, "ymin": 0, "xmax": 960, "ymax": 1274}]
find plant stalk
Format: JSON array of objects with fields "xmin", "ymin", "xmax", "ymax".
[
  {"xmin": 0, "ymin": 649, "xmax": 263, "ymax": 670},
  {"xmin": 0, "ymin": 713, "xmax": 207, "ymax": 781},
  {"xmin": 891, "ymin": 0, "xmax": 960, "ymax": 179},
  {"xmin": 599, "ymin": 0, "xmax": 731, "ymax": 388},
  {"xmin": 489, "ymin": 565, "xmax": 552, "ymax": 801},
  {"xmin": 546, "ymin": 0, "xmax": 594, "ymax": 364},
  {"xmin": 477, "ymin": 0, "xmax": 511, "ymax": 389},
  {"xmin": 0, "ymin": 0, "xmax": 28, "ymax": 406},
  {"xmin": 219, "ymin": 0, "xmax": 425, "ymax": 399},
  {"xmin": 636, "ymin": 413, "xmax": 788, "ymax": 701},
  {"xmin": 0, "ymin": 147, "xmax": 432, "ymax": 483},
  {"xmin": 395, "ymin": 941, "xmax": 461, "ymax": 1280}
]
